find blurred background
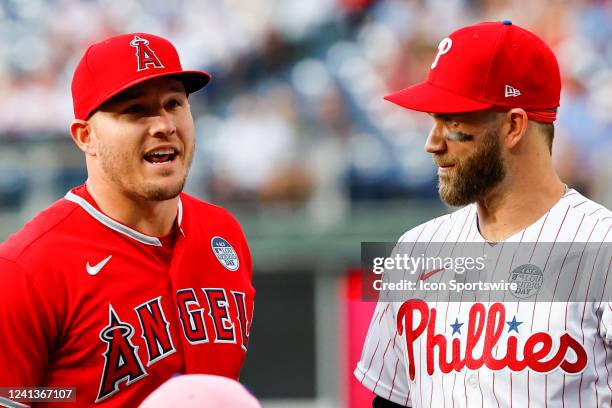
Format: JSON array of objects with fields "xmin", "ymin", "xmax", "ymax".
[{"xmin": 0, "ymin": 0, "xmax": 610, "ymax": 407}]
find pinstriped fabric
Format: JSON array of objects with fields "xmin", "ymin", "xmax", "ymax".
[{"xmin": 355, "ymin": 190, "xmax": 612, "ymax": 407}]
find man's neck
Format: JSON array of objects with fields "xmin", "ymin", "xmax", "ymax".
[
  {"xmin": 85, "ymin": 180, "xmax": 178, "ymax": 237},
  {"xmin": 476, "ymin": 177, "xmax": 566, "ymax": 242}
]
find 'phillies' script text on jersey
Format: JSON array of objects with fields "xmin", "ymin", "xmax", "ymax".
[
  {"xmin": 397, "ymin": 300, "xmax": 587, "ymax": 381},
  {"xmin": 356, "ymin": 189, "xmax": 612, "ymax": 408}
]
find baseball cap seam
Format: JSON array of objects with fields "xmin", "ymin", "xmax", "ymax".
[
  {"xmin": 480, "ymin": 24, "xmax": 506, "ymax": 102},
  {"xmin": 84, "ymin": 45, "xmax": 103, "ymax": 119}
]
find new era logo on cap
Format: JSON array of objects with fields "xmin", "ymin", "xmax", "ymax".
[
  {"xmin": 504, "ymin": 85, "xmax": 521, "ymax": 97},
  {"xmin": 71, "ymin": 32, "xmax": 211, "ymax": 120}
]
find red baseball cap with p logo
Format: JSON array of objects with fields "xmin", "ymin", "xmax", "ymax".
[
  {"xmin": 71, "ymin": 33, "xmax": 211, "ymax": 120},
  {"xmin": 385, "ymin": 21, "xmax": 561, "ymax": 123}
]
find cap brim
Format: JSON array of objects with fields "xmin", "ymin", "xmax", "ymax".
[
  {"xmin": 384, "ymin": 81, "xmax": 493, "ymax": 114},
  {"xmin": 168, "ymin": 70, "xmax": 212, "ymax": 95},
  {"xmin": 86, "ymin": 69, "xmax": 211, "ymax": 119},
  {"xmin": 113, "ymin": 69, "xmax": 212, "ymax": 96}
]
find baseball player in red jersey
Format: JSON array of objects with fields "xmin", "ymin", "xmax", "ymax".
[
  {"xmin": 356, "ymin": 21, "xmax": 612, "ymax": 407},
  {"xmin": 0, "ymin": 33, "xmax": 254, "ymax": 406}
]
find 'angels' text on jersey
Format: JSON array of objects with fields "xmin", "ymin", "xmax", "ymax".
[{"xmin": 98, "ymin": 288, "xmax": 251, "ymax": 401}]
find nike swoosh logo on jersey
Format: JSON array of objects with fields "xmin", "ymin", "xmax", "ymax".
[
  {"xmin": 420, "ymin": 267, "xmax": 445, "ymax": 281},
  {"xmin": 87, "ymin": 255, "xmax": 113, "ymax": 276}
]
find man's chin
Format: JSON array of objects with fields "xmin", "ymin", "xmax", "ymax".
[
  {"xmin": 439, "ymin": 192, "xmax": 472, "ymax": 207},
  {"xmin": 141, "ymin": 180, "xmax": 186, "ymax": 201},
  {"xmin": 438, "ymin": 181, "xmax": 473, "ymax": 207},
  {"xmin": 440, "ymin": 197, "xmax": 472, "ymax": 207}
]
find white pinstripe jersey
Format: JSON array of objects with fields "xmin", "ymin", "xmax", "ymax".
[{"xmin": 355, "ymin": 189, "xmax": 612, "ymax": 407}]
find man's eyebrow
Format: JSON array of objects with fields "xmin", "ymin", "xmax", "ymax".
[
  {"xmin": 166, "ymin": 84, "xmax": 186, "ymax": 94},
  {"xmin": 104, "ymin": 84, "xmax": 186, "ymax": 106},
  {"xmin": 430, "ymin": 113, "xmax": 456, "ymax": 120},
  {"xmin": 106, "ymin": 89, "xmax": 144, "ymax": 105}
]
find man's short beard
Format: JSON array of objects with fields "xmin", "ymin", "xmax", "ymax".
[
  {"xmin": 141, "ymin": 177, "xmax": 187, "ymax": 201},
  {"xmin": 437, "ymin": 127, "xmax": 506, "ymax": 206},
  {"xmin": 98, "ymin": 142, "xmax": 193, "ymax": 203}
]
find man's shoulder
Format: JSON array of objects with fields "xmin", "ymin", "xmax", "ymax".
[
  {"xmin": 398, "ymin": 204, "xmax": 474, "ymax": 243},
  {"xmin": 0, "ymin": 197, "xmax": 80, "ymax": 263},
  {"xmin": 561, "ymin": 190, "xmax": 612, "ymax": 242},
  {"xmin": 179, "ymin": 193, "xmax": 245, "ymax": 232},
  {"xmin": 562, "ymin": 190, "xmax": 612, "ymax": 223}
]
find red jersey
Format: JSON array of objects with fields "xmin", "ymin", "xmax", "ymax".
[{"xmin": 0, "ymin": 185, "xmax": 255, "ymax": 406}]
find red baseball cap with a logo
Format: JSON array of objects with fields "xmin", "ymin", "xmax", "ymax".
[
  {"xmin": 72, "ymin": 33, "xmax": 211, "ymax": 120},
  {"xmin": 385, "ymin": 21, "xmax": 561, "ymax": 123}
]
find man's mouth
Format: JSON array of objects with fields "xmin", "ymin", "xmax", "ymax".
[
  {"xmin": 143, "ymin": 148, "xmax": 178, "ymax": 164},
  {"xmin": 437, "ymin": 163, "xmax": 455, "ymax": 175}
]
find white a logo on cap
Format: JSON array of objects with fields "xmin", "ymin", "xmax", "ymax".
[
  {"xmin": 130, "ymin": 35, "xmax": 165, "ymax": 72},
  {"xmin": 431, "ymin": 37, "xmax": 452, "ymax": 69}
]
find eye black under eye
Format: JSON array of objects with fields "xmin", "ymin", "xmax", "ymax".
[{"xmin": 447, "ymin": 131, "xmax": 473, "ymax": 142}]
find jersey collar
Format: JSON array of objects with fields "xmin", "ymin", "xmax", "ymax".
[{"xmin": 64, "ymin": 190, "xmax": 183, "ymax": 247}]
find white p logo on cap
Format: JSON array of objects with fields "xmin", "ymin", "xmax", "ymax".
[{"xmin": 431, "ymin": 37, "xmax": 453, "ymax": 69}]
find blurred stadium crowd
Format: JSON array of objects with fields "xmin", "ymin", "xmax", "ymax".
[
  {"xmin": 0, "ymin": 1, "xmax": 610, "ymax": 405},
  {"xmin": 0, "ymin": 0, "xmax": 610, "ymax": 218}
]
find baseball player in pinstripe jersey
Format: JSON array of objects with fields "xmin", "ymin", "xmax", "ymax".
[{"xmin": 355, "ymin": 21, "xmax": 612, "ymax": 407}]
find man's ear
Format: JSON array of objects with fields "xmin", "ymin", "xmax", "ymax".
[
  {"xmin": 502, "ymin": 108, "xmax": 529, "ymax": 149},
  {"xmin": 70, "ymin": 119, "xmax": 97, "ymax": 157}
]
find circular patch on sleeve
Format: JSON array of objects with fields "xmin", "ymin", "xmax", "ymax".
[{"xmin": 211, "ymin": 236, "xmax": 240, "ymax": 271}]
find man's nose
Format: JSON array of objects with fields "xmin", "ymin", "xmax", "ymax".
[
  {"xmin": 424, "ymin": 122, "xmax": 447, "ymax": 154},
  {"xmin": 149, "ymin": 110, "xmax": 176, "ymax": 138}
]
